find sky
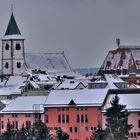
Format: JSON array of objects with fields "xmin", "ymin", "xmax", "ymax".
[{"xmin": 0, "ymin": 0, "xmax": 140, "ymax": 69}]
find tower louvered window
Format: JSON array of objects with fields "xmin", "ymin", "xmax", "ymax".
[
  {"xmin": 15, "ymin": 43, "xmax": 21, "ymax": 50},
  {"xmin": 17, "ymin": 62, "xmax": 21, "ymax": 68},
  {"xmin": 5, "ymin": 62, "xmax": 9, "ymax": 68},
  {"xmin": 5, "ymin": 43, "xmax": 9, "ymax": 50}
]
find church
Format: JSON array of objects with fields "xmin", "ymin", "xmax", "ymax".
[{"xmin": 1, "ymin": 11, "xmax": 72, "ymax": 76}]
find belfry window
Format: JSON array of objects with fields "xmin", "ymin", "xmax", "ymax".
[
  {"xmin": 15, "ymin": 43, "xmax": 21, "ymax": 50},
  {"xmin": 5, "ymin": 44, "xmax": 9, "ymax": 50},
  {"xmin": 5, "ymin": 62, "xmax": 9, "ymax": 69},
  {"xmin": 17, "ymin": 62, "xmax": 21, "ymax": 68}
]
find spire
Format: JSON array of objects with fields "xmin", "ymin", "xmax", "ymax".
[{"xmin": 5, "ymin": 10, "xmax": 21, "ymax": 36}]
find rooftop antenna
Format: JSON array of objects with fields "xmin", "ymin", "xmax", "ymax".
[
  {"xmin": 116, "ymin": 38, "xmax": 120, "ymax": 47},
  {"xmin": 11, "ymin": 4, "xmax": 14, "ymax": 14}
]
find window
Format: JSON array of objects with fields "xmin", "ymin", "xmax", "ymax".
[
  {"xmin": 58, "ymin": 115, "xmax": 61, "ymax": 123},
  {"xmin": 74, "ymin": 127, "xmax": 77, "ymax": 133},
  {"xmin": 17, "ymin": 62, "xmax": 21, "ymax": 68},
  {"xmin": 69, "ymin": 127, "xmax": 72, "ymax": 132},
  {"xmin": 81, "ymin": 114, "xmax": 84, "ymax": 122},
  {"xmin": 138, "ymin": 132, "xmax": 140, "ymax": 136},
  {"xmin": 1, "ymin": 121, "xmax": 4, "ymax": 129},
  {"xmin": 5, "ymin": 43, "xmax": 9, "ymax": 50},
  {"xmin": 16, "ymin": 121, "xmax": 18, "ymax": 129},
  {"xmin": 130, "ymin": 133, "xmax": 133, "ymax": 138},
  {"xmin": 12, "ymin": 114, "xmax": 18, "ymax": 117},
  {"xmin": 138, "ymin": 120, "xmax": 140, "ymax": 128},
  {"xmin": 134, "ymin": 132, "xmax": 137, "ymax": 138},
  {"xmin": 25, "ymin": 114, "xmax": 31, "ymax": 117},
  {"xmin": 66, "ymin": 115, "xmax": 69, "ymax": 123},
  {"xmin": 62, "ymin": 115, "xmax": 65, "ymax": 123},
  {"xmin": 45, "ymin": 115, "xmax": 48, "ymax": 123},
  {"xmin": 77, "ymin": 114, "xmax": 88, "ymax": 123},
  {"xmin": 85, "ymin": 115, "xmax": 88, "ymax": 123},
  {"xmin": 5, "ymin": 62, "xmax": 9, "ymax": 69},
  {"xmin": 77, "ymin": 115, "xmax": 80, "ymax": 123},
  {"xmin": 26, "ymin": 121, "xmax": 31, "ymax": 128},
  {"xmin": 15, "ymin": 43, "xmax": 21, "ymax": 50}
]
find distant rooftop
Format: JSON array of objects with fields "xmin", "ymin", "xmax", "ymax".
[{"xmin": 119, "ymin": 45, "xmax": 140, "ymax": 49}]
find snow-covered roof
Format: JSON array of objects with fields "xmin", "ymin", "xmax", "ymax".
[
  {"xmin": 25, "ymin": 53, "xmax": 72, "ymax": 73},
  {"xmin": 128, "ymin": 84, "xmax": 140, "ymax": 89},
  {"xmin": 104, "ymin": 74, "xmax": 126, "ymax": 89},
  {"xmin": 99, "ymin": 47, "xmax": 140, "ymax": 75},
  {"xmin": 29, "ymin": 81, "xmax": 39, "ymax": 89},
  {"xmin": 0, "ymin": 96, "xmax": 47, "ymax": 114},
  {"xmin": 44, "ymin": 89, "xmax": 108, "ymax": 107},
  {"xmin": 5, "ymin": 76, "xmax": 27, "ymax": 86},
  {"xmin": 56, "ymin": 80, "xmax": 86, "ymax": 89},
  {"xmin": 1, "ymin": 35, "xmax": 25, "ymax": 40},
  {"xmin": 1, "ymin": 99, "xmax": 13, "ymax": 106},
  {"xmin": 0, "ymin": 86, "xmax": 21, "ymax": 96},
  {"xmin": 103, "ymin": 93, "xmax": 140, "ymax": 112}
]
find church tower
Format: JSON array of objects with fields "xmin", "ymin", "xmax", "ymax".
[{"xmin": 1, "ymin": 11, "xmax": 25, "ymax": 76}]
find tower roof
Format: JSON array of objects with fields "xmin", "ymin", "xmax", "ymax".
[{"xmin": 5, "ymin": 13, "xmax": 21, "ymax": 36}]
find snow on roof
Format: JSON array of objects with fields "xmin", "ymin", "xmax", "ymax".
[
  {"xmin": 1, "ymin": 96, "xmax": 47, "ymax": 114},
  {"xmin": 5, "ymin": 76, "xmax": 27, "ymax": 86},
  {"xmin": 104, "ymin": 74, "xmax": 126, "ymax": 89},
  {"xmin": 100, "ymin": 47, "xmax": 140, "ymax": 75},
  {"xmin": 103, "ymin": 93, "xmax": 140, "ymax": 112},
  {"xmin": 1, "ymin": 99, "xmax": 13, "ymax": 106},
  {"xmin": 56, "ymin": 80, "xmax": 86, "ymax": 89},
  {"xmin": 128, "ymin": 84, "xmax": 140, "ymax": 89},
  {"xmin": 29, "ymin": 81, "xmax": 39, "ymax": 89},
  {"xmin": 25, "ymin": 53, "xmax": 72, "ymax": 73},
  {"xmin": 37, "ymin": 74, "xmax": 50, "ymax": 81},
  {"xmin": 0, "ymin": 86, "xmax": 21, "ymax": 96},
  {"xmin": 1, "ymin": 35, "xmax": 25, "ymax": 40},
  {"xmin": 44, "ymin": 89, "xmax": 108, "ymax": 107}
]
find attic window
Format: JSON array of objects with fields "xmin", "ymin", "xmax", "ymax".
[
  {"xmin": 15, "ymin": 43, "xmax": 21, "ymax": 50},
  {"xmin": 5, "ymin": 44, "xmax": 9, "ymax": 50},
  {"xmin": 17, "ymin": 62, "xmax": 21, "ymax": 68},
  {"xmin": 69, "ymin": 99, "xmax": 76, "ymax": 106}
]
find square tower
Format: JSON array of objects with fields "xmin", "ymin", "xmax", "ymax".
[{"xmin": 1, "ymin": 12, "xmax": 25, "ymax": 76}]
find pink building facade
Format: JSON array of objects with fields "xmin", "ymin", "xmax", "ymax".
[{"xmin": 44, "ymin": 106, "xmax": 101, "ymax": 140}]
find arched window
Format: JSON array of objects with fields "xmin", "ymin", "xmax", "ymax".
[
  {"xmin": 5, "ymin": 44, "xmax": 9, "ymax": 50},
  {"xmin": 5, "ymin": 62, "xmax": 9, "ymax": 69},
  {"xmin": 17, "ymin": 62, "xmax": 21, "ymax": 68},
  {"xmin": 15, "ymin": 43, "xmax": 21, "ymax": 50}
]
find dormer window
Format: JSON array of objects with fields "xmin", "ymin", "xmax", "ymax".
[
  {"xmin": 15, "ymin": 43, "xmax": 21, "ymax": 50},
  {"xmin": 5, "ymin": 44, "xmax": 9, "ymax": 50},
  {"xmin": 17, "ymin": 62, "xmax": 21, "ymax": 68}
]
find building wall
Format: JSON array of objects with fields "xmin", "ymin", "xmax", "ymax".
[
  {"xmin": 0, "ymin": 113, "xmax": 44, "ymax": 133},
  {"xmin": 45, "ymin": 106, "xmax": 101, "ymax": 140}
]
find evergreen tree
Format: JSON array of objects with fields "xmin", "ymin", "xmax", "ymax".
[
  {"xmin": 2, "ymin": 120, "xmax": 17, "ymax": 140},
  {"xmin": 55, "ymin": 128, "xmax": 69, "ymax": 140},
  {"xmin": 16, "ymin": 124, "xmax": 31, "ymax": 140},
  {"xmin": 105, "ymin": 95, "xmax": 133, "ymax": 140},
  {"xmin": 90, "ymin": 125, "xmax": 106, "ymax": 140},
  {"xmin": 32, "ymin": 120, "xmax": 53, "ymax": 140}
]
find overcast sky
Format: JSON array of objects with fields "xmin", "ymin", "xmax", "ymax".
[{"xmin": 0, "ymin": 0, "xmax": 140, "ymax": 68}]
